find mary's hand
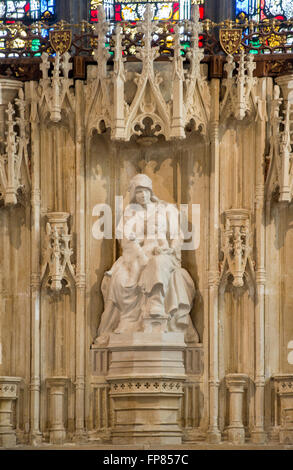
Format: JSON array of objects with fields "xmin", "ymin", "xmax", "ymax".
[{"xmin": 153, "ymin": 247, "xmax": 175, "ymax": 256}]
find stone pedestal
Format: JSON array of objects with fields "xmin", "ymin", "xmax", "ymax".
[
  {"xmin": 274, "ymin": 374, "xmax": 293, "ymax": 444},
  {"xmin": 0, "ymin": 377, "xmax": 21, "ymax": 448},
  {"xmin": 46, "ymin": 377, "xmax": 69, "ymax": 445},
  {"xmin": 107, "ymin": 332, "xmax": 186, "ymax": 445},
  {"xmin": 226, "ymin": 373, "xmax": 248, "ymax": 445}
]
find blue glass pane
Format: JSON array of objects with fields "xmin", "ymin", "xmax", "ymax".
[
  {"xmin": 236, "ymin": 1, "xmax": 293, "ymax": 21},
  {"xmin": 236, "ymin": 0, "xmax": 250, "ymax": 16},
  {"xmin": 0, "ymin": 0, "xmax": 56, "ymax": 22}
]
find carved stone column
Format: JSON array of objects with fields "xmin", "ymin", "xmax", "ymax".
[
  {"xmin": 107, "ymin": 333, "xmax": 186, "ymax": 445},
  {"xmin": 207, "ymin": 79, "xmax": 221, "ymax": 444},
  {"xmin": 28, "ymin": 82, "xmax": 42, "ymax": 445},
  {"xmin": 74, "ymin": 80, "xmax": 86, "ymax": 440},
  {"xmin": 226, "ymin": 374, "xmax": 248, "ymax": 445},
  {"xmin": 274, "ymin": 375, "xmax": 293, "ymax": 444},
  {"xmin": 46, "ymin": 377, "xmax": 69, "ymax": 445},
  {"xmin": 0, "ymin": 377, "xmax": 21, "ymax": 447},
  {"xmin": 251, "ymin": 81, "xmax": 267, "ymax": 444}
]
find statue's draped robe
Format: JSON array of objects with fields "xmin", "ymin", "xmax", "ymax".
[{"xmin": 97, "ymin": 201, "xmax": 197, "ymax": 339}]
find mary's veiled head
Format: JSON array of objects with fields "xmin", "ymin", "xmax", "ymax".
[{"xmin": 129, "ymin": 174, "xmax": 158, "ymax": 203}]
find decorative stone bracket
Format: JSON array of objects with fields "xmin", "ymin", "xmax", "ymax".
[
  {"xmin": 266, "ymin": 78, "xmax": 293, "ymax": 204},
  {"xmin": 41, "ymin": 212, "xmax": 75, "ymax": 292},
  {"xmin": 220, "ymin": 209, "xmax": 254, "ymax": 288},
  {"xmin": 221, "ymin": 50, "xmax": 260, "ymax": 121},
  {"xmin": 39, "ymin": 52, "xmax": 74, "ymax": 123},
  {"xmin": 85, "ymin": 4, "xmax": 210, "ymax": 142},
  {"xmin": 0, "ymin": 89, "xmax": 30, "ymax": 206}
]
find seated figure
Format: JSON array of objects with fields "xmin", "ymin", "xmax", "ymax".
[{"xmin": 95, "ymin": 174, "xmax": 199, "ymax": 345}]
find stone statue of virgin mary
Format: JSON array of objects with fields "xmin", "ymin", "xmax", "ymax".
[{"xmin": 95, "ymin": 174, "xmax": 199, "ymax": 345}]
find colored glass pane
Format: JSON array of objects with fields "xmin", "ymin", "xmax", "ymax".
[
  {"xmin": 0, "ymin": 0, "xmax": 56, "ymax": 23},
  {"xmin": 90, "ymin": 0, "xmax": 204, "ymax": 21},
  {"xmin": 236, "ymin": 0, "xmax": 293, "ymax": 21},
  {"xmin": 0, "ymin": 1, "xmax": 56, "ymax": 57}
]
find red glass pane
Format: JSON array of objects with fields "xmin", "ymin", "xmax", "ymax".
[
  {"xmin": 114, "ymin": 4, "xmax": 122, "ymax": 21},
  {"xmin": 91, "ymin": 10, "xmax": 98, "ymax": 21},
  {"xmin": 173, "ymin": 2, "xmax": 179, "ymax": 18}
]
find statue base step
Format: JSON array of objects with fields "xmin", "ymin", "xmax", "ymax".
[
  {"xmin": 112, "ymin": 427, "xmax": 182, "ymax": 445},
  {"xmin": 107, "ymin": 332, "xmax": 186, "ymax": 445}
]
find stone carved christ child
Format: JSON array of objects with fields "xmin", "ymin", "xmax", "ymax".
[{"xmin": 95, "ymin": 174, "xmax": 199, "ymax": 345}]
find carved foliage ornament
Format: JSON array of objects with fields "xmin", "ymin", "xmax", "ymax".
[
  {"xmin": 39, "ymin": 52, "xmax": 74, "ymax": 123},
  {"xmin": 220, "ymin": 209, "xmax": 254, "ymax": 288},
  {"xmin": 221, "ymin": 50, "xmax": 258, "ymax": 121},
  {"xmin": 0, "ymin": 89, "xmax": 30, "ymax": 206},
  {"xmin": 266, "ymin": 83, "xmax": 293, "ymax": 204},
  {"xmin": 41, "ymin": 212, "xmax": 75, "ymax": 292}
]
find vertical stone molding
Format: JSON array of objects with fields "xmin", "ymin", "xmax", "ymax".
[
  {"xmin": 106, "ymin": 332, "xmax": 186, "ymax": 445},
  {"xmin": 221, "ymin": 209, "xmax": 254, "ymax": 288},
  {"xmin": 46, "ymin": 377, "xmax": 69, "ymax": 445},
  {"xmin": 226, "ymin": 373, "xmax": 248, "ymax": 445},
  {"xmin": 207, "ymin": 77, "xmax": 221, "ymax": 445},
  {"xmin": 274, "ymin": 374, "xmax": 293, "ymax": 444},
  {"xmin": 0, "ymin": 377, "xmax": 21, "ymax": 447}
]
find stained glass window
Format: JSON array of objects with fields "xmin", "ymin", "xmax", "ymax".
[
  {"xmin": 90, "ymin": 0, "xmax": 204, "ymax": 22},
  {"xmin": 0, "ymin": 1, "xmax": 56, "ymax": 24},
  {"xmin": 236, "ymin": 0, "xmax": 293, "ymax": 22},
  {"xmin": 0, "ymin": 2, "xmax": 56, "ymax": 57}
]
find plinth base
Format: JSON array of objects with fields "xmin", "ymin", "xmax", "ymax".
[
  {"xmin": 207, "ymin": 429, "xmax": 222, "ymax": 444},
  {"xmin": 29, "ymin": 432, "xmax": 43, "ymax": 446},
  {"xmin": 0, "ymin": 431, "xmax": 16, "ymax": 448},
  {"xmin": 280, "ymin": 430, "xmax": 293, "ymax": 444},
  {"xmin": 251, "ymin": 429, "xmax": 267, "ymax": 444},
  {"xmin": 228, "ymin": 426, "xmax": 245, "ymax": 445},
  {"xmin": 112, "ymin": 423, "xmax": 182, "ymax": 445},
  {"xmin": 107, "ymin": 332, "xmax": 186, "ymax": 446},
  {"xmin": 49, "ymin": 429, "xmax": 66, "ymax": 445}
]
